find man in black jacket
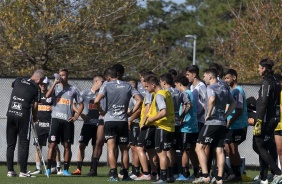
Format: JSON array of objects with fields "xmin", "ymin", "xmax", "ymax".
[{"xmin": 253, "ymin": 58, "xmax": 281, "ymax": 184}]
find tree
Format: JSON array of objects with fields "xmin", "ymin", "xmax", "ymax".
[
  {"xmin": 0, "ymin": 0, "xmax": 150, "ymax": 77},
  {"xmin": 215, "ymin": 0, "xmax": 282, "ymax": 82}
]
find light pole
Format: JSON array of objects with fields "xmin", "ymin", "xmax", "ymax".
[{"xmin": 185, "ymin": 35, "xmax": 197, "ymax": 65}]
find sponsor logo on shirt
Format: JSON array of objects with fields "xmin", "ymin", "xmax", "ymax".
[
  {"xmin": 57, "ymin": 98, "xmax": 70, "ymax": 105},
  {"xmin": 11, "ymin": 102, "xmax": 22, "ymax": 110},
  {"xmin": 88, "ymin": 103, "xmax": 97, "ymax": 110},
  {"xmin": 38, "ymin": 105, "xmax": 52, "ymax": 111},
  {"xmin": 13, "ymin": 96, "xmax": 24, "ymax": 101}
]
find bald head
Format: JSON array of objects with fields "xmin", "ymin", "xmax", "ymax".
[{"xmin": 31, "ymin": 69, "xmax": 45, "ymax": 84}]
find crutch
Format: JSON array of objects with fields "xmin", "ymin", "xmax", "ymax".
[{"xmin": 31, "ymin": 120, "xmax": 49, "ymax": 178}]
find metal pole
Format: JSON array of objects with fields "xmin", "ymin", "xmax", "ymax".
[{"xmin": 193, "ymin": 36, "xmax": 197, "ymax": 65}]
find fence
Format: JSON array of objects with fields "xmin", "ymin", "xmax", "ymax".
[{"xmin": 0, "ymin": 78, "xmax": 260, "ymax": 166}]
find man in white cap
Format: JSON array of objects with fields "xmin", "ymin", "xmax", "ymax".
[{"xmin": 30, "ymin": 77, "xmax": 62, "ymax": 175}]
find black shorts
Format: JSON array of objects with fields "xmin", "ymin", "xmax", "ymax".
[
  {"xmin": 274, "ymin": 130, "xmax": 282, "ymax": 136},
  {"xmin": 104, "ymin": 121, "xmax": 129, "ymax": 144},
  {"xmin": 225, "ymin": 128, "xmax": 247, "ymax": 145},
  {"xmin": 172, "ymin": 126, "xmax": 182, "ymax": 150},
  {"xmin": 197, "ymin": 125, "xmax": 226, "ymax": 148},
  {"xmin": 155, "ymin": 128, "xmax": 173, "ymax": 151},
  {"xmin": 180, "ymin": 132, "xmax": 199, "ymax": 151},
  {"xmin": 129, "ymin": 123, "xmax": 140, "ymax": 146},
  {"xmin": 198, "ymin": 122, "xmax": 204, "ymax": 132},
  {"xmin": 79, "ymin": 124, "xmax": 98, "ymax": 146},
  {"xmin": 48, "ymin": 118, "xmax": 74, "ymax": 144},
  {"xmin": 137, "ymin": 126, "xmax": 156, "ymax": 149},
  {"xmin": 33, "ymin": 121, "xmax": 50, "ymax": 146}
]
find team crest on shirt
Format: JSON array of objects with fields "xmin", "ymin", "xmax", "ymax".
[
  {"xmin": 51, "ymin": 135, "xmax": 56, "ymax": 141},
  {"xmin": 67, "ymin": 90, "xmax": 73, "ymax": 96},
  {"xmin": 46, "ymin": 97, "xmax": 52, "ymax": 103}
]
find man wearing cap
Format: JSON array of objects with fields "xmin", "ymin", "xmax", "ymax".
[{"xmin": 30, "ymin": 77, "xmax": 62, "ymax": 175}]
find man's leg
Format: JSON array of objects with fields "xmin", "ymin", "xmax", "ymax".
[
  {"xmin": 18, "ymin": 118, "xmax": 31, "ymax": 174},
  {"xmin": 107, "ymin": 138, "xmax": 118, "ymax": 178},
  {"xmin": 6, "ymin": 116, "xmax": 18, "ymax": 173},
  {"xmin": 157, "ymin": 150, "xmax": 169, "ymax": 182},
  {"xmin": 88, "ymin": 124, "xmax": 104, "ymax": 176},
  {"xmin": 72, "ymin": 143, "xmax": 86, "ymax": 175},
  {"xmin": 225, "ymin": 142, "xmax": 242, "ymax": 178},
  {"xmin": 63, "ymin": 142, "xmax": 71, "ymax": 172},
  {"xmin": 215, "ymin": 147, "xmax": 225, "ymax": 182}
]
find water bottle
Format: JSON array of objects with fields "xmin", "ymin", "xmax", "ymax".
[{"xmin": 54, "ymin": 73, "xmax": 61, "ymax": 81}]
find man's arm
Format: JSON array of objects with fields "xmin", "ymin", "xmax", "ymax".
[
  {"xmin": 130, "ymin": 94, "xmax": 143, "ymax": 116},
  {"xmin": 32, "ymin": 102, "xmax": 39, "ymax": 122},
  {"xmin": 69, "ymin": 102, "xmax": 84, "ymax": 122},
  {"xmin": 147, "ymin": 108, "xmax": 167, "ymax": 124},
  {"xmin": 224, "ymin": 101, "xmax": 237, "ymax": 120},
  {"xmin": 205, "ymin": 96, "xmax": 215, "ymax": 121},
  {"xmin": 46, "ymin": 78, "xmax": 60, "ymax": 98}
]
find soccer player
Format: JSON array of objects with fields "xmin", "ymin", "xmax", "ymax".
[
  {"xmin": 224, "ymin": 69, "xmax": 248, "ymax": 181},
  {"xmin": 193, "ymin": 68, "xmax": 236, "ymax": 184},
  {"xmin": 185, "ymin": 65, "xmax": 206, "ymax": 131},
  {"xmin": 126, "ymin": 77, "xmax": 142, "ymax": 179},
  {"xmin": 94, "ymin": 67, "xmax": 142, "ymax": 181},
  {"xmin": 6, "ymin": 69, "xmax": 45, "ymax": 177},
  {"xmin": 253, "ymin": 59, "xmax": 282, "ymax": 184},
  {"xmin": 30, "ymin": 77, "xmax": 62, "ymax": 175},
  {"xmin": 134, "ymin": 71, "xmax": 158, "ymax": 181},
  {"xmin": 45, "ymin": 68, "xmax": 84, "ymax": 176},
  {"xmin": 159, "ymin": 73, "xmax": 183, "ymax": 180},
  {"xmin": 144, "ymin": 75, "xmax": 175, "ymax": 184},
  {"xmin": 71, "ymin": 75, "xmax": 105, "ymax": 176},
  {"xmin": 174, "ymin": 74, "xmax": 199, "ymax": 181}
]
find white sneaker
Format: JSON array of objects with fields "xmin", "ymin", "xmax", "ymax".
[
  {"xmin": 260, "ymin": 179, "xmax": 268, "ymax": 184},
  {"xmin": 30, "ymin": 169, "xmax": 42, "ymax": 175},
  {"xmin": 134, "ymin": 174, "xmax": 152, "ymax": 181},
  {"xmin": 129, "ymin": 174, "xmax": 138, "ymax": 180},
  {"xmin": 7, "ymin": 171, "xmax": 17, "ymax": 177},
  {"xmin": 57, "ymin": 169, "xmax": 63, "ymax": 175},
  {"xmin": 272, "ymin": 175, "xmax": 282, "ymax": 184},
  {"xmin": 192, "ymin": 176, "xmax": 210, "ymax": 183},
  {"xmin": 51, "ymin": 167, "xmax": 57, "ymax": 174},
  {"xmin": 19, "ymin": 172, "xmax": 36, "ymax": 177}
]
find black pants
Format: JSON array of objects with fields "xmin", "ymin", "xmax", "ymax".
[
  {"xmin": 6, "ymin": 115, "xmax": 31, "ymax": 173},
  {"xmin": 253, "ymin": 135, "xmax": 281, "ymax": 180}
]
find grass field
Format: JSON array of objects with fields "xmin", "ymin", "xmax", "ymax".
[{"xmin": 0, "ymin": 164, "xmax": 260, "ymax": 184}]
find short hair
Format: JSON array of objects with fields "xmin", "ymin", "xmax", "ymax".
[
  {"xmin": 139, "ymin": 68, "xmax": 150, "ymax": 75},
  {"xmin": 174, "ymin": 74, "xmax": 189, "ymax": 86},
  {"xmin": 93, "ymin": 74, "xmax": 104, "ymax": 80},
  {"xmin": 59, "ymin": 68, "xmax": 69, "ymax": 75},
  {"xmin": 168, "ymin": 69, "xmax": 178, "ymax": 77},
  {"xmin": 159, "ymin": 73, "xmax": 174, "ymax": 86},
  {"xmin": 185, "ymin": 65, "xmax": 199, "ymax": 77},
  {"xmin": 209, "ymin": 63, "xmax": 224, "ymax": 78},
  {"xmin": 224, "ymin": 69, "xmax": 238, "ymax": 79},
  {"xmin": 33, "ymin": 69, "xmax": 45, "ymax": 78},
  {"xmin": 125, "ymin": 77, "xmax": 138, "ymax": 88},
  {"xmin": 204, "ymin": 68, "xmax": 218, "ymax": 79},
  {"xmin": 104, "ymin": 67, "xmax": 117, "ymax": 78},
  {"xmin": 140, "ymin": 70, "xmax": 154, "ymax": 78},
  {"xmin": 144, "ymin": 75, "xmax": 159, "ymax": 86},
  {"xmin": 112, "ymin": 63, "xmax": 125, "ymax": 75},
  {"xmin": 259, "ymin": 58, "xmax": 274, "ymax": 75}
]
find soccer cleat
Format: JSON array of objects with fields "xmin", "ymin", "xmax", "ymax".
[
  {"xmin": 51, "ymin": 167, "xmax": 57, "ymax": 174},
  {"xmin": 192, "ymin": 176, "xmax": 211, "ymax": 183},
  {"xmin": 176, "ymin": 174, "xmax": 189, "ymax": 181},
  {"xmin": 7, "ymin": 171, "xmax": 17, "ymax": 177},
  {"xmin": 272, "ymin": 175, "xmax": 282, "ymax": 184},
  {"xmin": 57, "ymin": 169, "xmax": 63, "ymax": 175},
  {"xmin": 107, "ymin": 176, "xmax": 119, "ymax": 182},
  {"xmin": 151, "ymin": 179, "xmax": 167, "ymax": 183},
  {"xmin": 63, "ymin": 170, "xmax": 71, "ymax": 176},
  {"xmin": 19, "ymin": 172, "xmax": 36, "ymax": 177},
  {"xmin": 129, "ymin": 173, "xmax": 138, "ymax": 180},
  {"xmin": 30, "ymin": 169, "xmax": 42, "ymax": 175},
  {"xmin": 122, "ymin": 176, "xmax": 133, "ymax": 181},
  {"xmin": 45, "ymin": 169, "xmax": 51, "ymax": 176},
  {"xmin": 242, "ymin": 172, "xmax": 252, "ymax": 182},
  {"xmin": 71, "ymin": 169, "xmax": 81, "ymax": 175},
  {"xmin": 225, "ymin": 174, "xmax": 242, "ymax": 182},
  {"xmin": 134, "ymin": 174, "xmax": 152, "ymax": 181},
  {"xmin": 86, "ymin": 170, "xmax": 97, "ymax": 177}
]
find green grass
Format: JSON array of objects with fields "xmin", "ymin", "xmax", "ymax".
[{"xmin": 0, "ymin": 164, "xmax": 260, "ymax": 184}]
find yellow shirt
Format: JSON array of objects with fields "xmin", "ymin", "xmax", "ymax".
[
  {"xmin": 275, "ymin": 91, "xmax": 282, "ymax": 131},
  {"xmin": 146, "ymin": 89, "xmax": 175, "ymax": 132},
  {"xmin": 140, "ymin": 92, "xmax": 155, "ymax": 127}
]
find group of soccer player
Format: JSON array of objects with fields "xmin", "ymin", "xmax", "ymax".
[{"xmin": 5, "ymin": 59, "xmax": 282, "ymax": 184}]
